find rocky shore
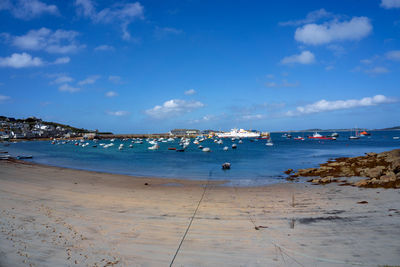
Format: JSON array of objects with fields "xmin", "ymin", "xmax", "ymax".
[{"xmin": 289, "ymin": 149, "xmax": 400, "ymax": 188}]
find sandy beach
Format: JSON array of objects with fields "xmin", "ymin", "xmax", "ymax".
[{"xmin": 1, "ymin": 160, "xmax": 400, "ymax": 266}]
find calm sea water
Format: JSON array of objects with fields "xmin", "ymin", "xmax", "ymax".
[{"xmin": 3, "ymin": 131, "xmax": 400, "ymax": 186}]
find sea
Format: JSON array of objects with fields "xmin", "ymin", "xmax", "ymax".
[{"xmin": 3, "ymin": 131, "xmax": 400, "ymax": 186}]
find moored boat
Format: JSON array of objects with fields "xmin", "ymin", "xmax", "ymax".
[
  {"xmin": 217, "ymin": 128, "xmax": 260, "ymax": 138},
  {"xmin": 308, "ymin": 132, "xmax": 336, "ymax": 140},
  {"xmin": 360, "ymin": 131, "xmax": 371, "ymax": 136}
]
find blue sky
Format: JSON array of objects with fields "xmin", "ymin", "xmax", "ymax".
[{"xmin": 0, "ymin": 0, "xmax": 399, "ymax": 133}]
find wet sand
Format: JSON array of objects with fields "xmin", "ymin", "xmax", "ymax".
[{"xmin": 1, "ymin": 160, "xmax": 400, "ymax": 266}]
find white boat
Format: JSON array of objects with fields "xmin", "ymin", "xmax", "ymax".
[
  {"xmin": 349, "ymin": 128, "xmax": 360, "ymax": 139},
  {"xmin": 266, "ymin": 141, "xmax": 273, "ymax": 146},
  {"xmin": 0, "ymin": 154, "xmax": 11, "ymax": 160},
  {"xmin": 232, "ymin": 144, "xmax": 237, "ymax": 149},
  {"xmin": 202, "ymin": 147, "xmax": 211, "ymax": 152},
  {"xmin": 394, "ymin": 137, "xmax": 400, "ymax": 140},
  {"xmin": 223, "ymin": 146, "xmax": 229, "ymax": 151},
  {"xmin": 217, "ymin": 128, "xmax": 260, "ymax": 138},
  {"xmin": 148, "ymin": 144, "xmax": 159, "ymax": 150}
]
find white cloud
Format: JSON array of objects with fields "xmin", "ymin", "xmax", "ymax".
[
  {"xmin": 0, "ymin": 52, "xmax": 43, "ymax": 68},
  {"xmin": 266, "ymin": 79, "xmax": 299, "ymax": 88},
  {"xmin": 94, "ymin": 45, "xmax": 114, "ymax": 51},
  {"xmin": 52, "ymin": 75, "xmax": 74, "ymax": 84},
  {"xmin": 184, "ymin": 89, "xmax": 196, "ymax": 95},
  {"xmin": 11, "ymin": 28, "xmax": 84, "ymax": 54},
  {"xmin": 0, "ymin": 0, "xmax": 59, "ymax": 20},
  {"xmin": 281, "ymin": 51, "xmax": 315, "ymax": 64},
  {"xmin": 365, "ymin": 66, "xmax": 389, "ymax": 74},
  {"xmin": 105, "ymin": 91, "xmax": 118, "ymax": 97},
  {"xmin": 189, "ymin": 114, "xmax": 217, "ymax": 124},
  {"xmin": 295, "ymin": 17, "xmax": 372, "ymax": 45},
  {"xmin": 78, "ymin": 75, "xmax": 100, "ymax": 85},
  {"xmin": 360, "ymin": 59, "xmax": 373, "ymax": 64},
  {"xmin": 108, "ymin": 75, "xmax": 121, "ymax": 83},
  {"xmin": 0, "ymin": 94, "xmax": 11, "ymax": 102},
  {"xmin": 286, "ymin": 95, "xmax": 395, "ymax": 116},
  {"xmin": 107, "ymin": 110, "xmax": 129, "ymax": 116},
  {"xmin": 386, "ymin": 50, "xmax": 400, "ymax": 61},
  {"xmin": 381, "ymin": 0, "xmax": 400, "ymax": 8},
  {"xmin": 145, "ymin": 99, "xmax": 204, "ymax": 119},
  {"xmin": 154, "ymin": 26, "xmax": 182, "ymax": 39},
  {"xmin": 325, "ymin": 65, "xmax": 334, "ymax": 71},
  {"xmin": 279, "ymin": 9, "xmax": 332, "ymax": 26},
  {"xmin": 75, "ymin": 0, "xmax": 144, "ymax": 40},
  {"xmin": 53, "ymin": 57, "xmax": 70, "ymax": 64},
  {"xmin": 241, "ymin": 114, "xmax": 265, "ymax": 120},
  {"xmin": 59, "ymin": 84, "xmax": 80, "ymax": 93}
]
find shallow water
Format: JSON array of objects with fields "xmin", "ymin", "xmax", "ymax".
[{"xmin": 3, "ymin": 131, "xmax": 400, "ymax": 186}]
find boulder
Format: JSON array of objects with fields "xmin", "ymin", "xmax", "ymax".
[
  {"xmin": 284, "ymin": 169, "xmax": 294, "ymax": 175},
  {"xmin": 364, "ymin": 166, "xmax": 385, "ymax": 179}
]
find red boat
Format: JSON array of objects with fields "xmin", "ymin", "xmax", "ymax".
[
  {"xmin": 308, "ymin": 132, "xmax": 336, "ymax": 140},
  {"xmin": 168, "ymin": 147, "xmax": 176, "ymax": 150}
]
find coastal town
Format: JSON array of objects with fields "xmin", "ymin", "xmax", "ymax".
[
  {"xmin": 0, "ymin": 116, "xmax": 269, "ymax": 140},
  {"xmin": 0, "ymin": 116, "xmax": 91, "ymax": 140}
]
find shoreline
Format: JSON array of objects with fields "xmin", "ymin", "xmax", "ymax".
[
  {"xmin": 3, "ymin": 158, "xmax": 293, "ymax": 188},
  {"xmin": 1, "ymin": 159, "xmax": 400, "ymax": 266},
  {"xmin": 3, "ymin": 158, "xmax": 227, "ymax": 188}
]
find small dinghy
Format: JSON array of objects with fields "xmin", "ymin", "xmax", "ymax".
[
  {"xmin": 16, "ymin": 155, "xmax": 33, "ymax": 159},
  {"xmin": 202, "ymin": 147, "xmax": 211, "ymax": 152},
  {"xmin": 223, "ymin": 146, "xmax": 229, "ymax": 151},
  {"xmin": 222, "ymin": 162, "xmax": 231, "ymax": 170},
  {"xmin": 232, "ymin": 144, "xmax": 237, "ymax": 149}
]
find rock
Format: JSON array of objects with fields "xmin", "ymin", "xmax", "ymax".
[
  {"xmin": 380, "ymin": 171, "xmax": 396, "ymax": 182},
  {"xmin": 339, "ymin": 166, "xmax": 355, "ymax": 176},
  {"xmin": 364, "ymin": 166, "xmax": 386, "ymax": 179},
  {"xmin": 326, "ymin": 162, "xmax": 343, "ymax": 167},
  {"xmin": 296, "ymin": 149, "xmax": 400, "ymax": 188},
  {"xmin": 284, "ymin": 169, "xmax": 293, "ymax": 174},
  {"xmin": 391, "ymin": 159, "xmax": 400, "ymax": 174}
]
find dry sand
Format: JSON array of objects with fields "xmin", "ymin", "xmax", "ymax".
[{"xmin": 1, "ymin": 160, "xmax": 400, "ymax": 267}]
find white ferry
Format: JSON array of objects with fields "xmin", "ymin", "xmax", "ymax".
[{"xmin": 216, "ymin": 128, "xmax": 260, "ymax": 138}]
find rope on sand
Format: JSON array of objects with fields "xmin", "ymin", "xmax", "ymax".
[{"xmin": 169, "ymin": 170, "xmax": 212, "ymax": 267}]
